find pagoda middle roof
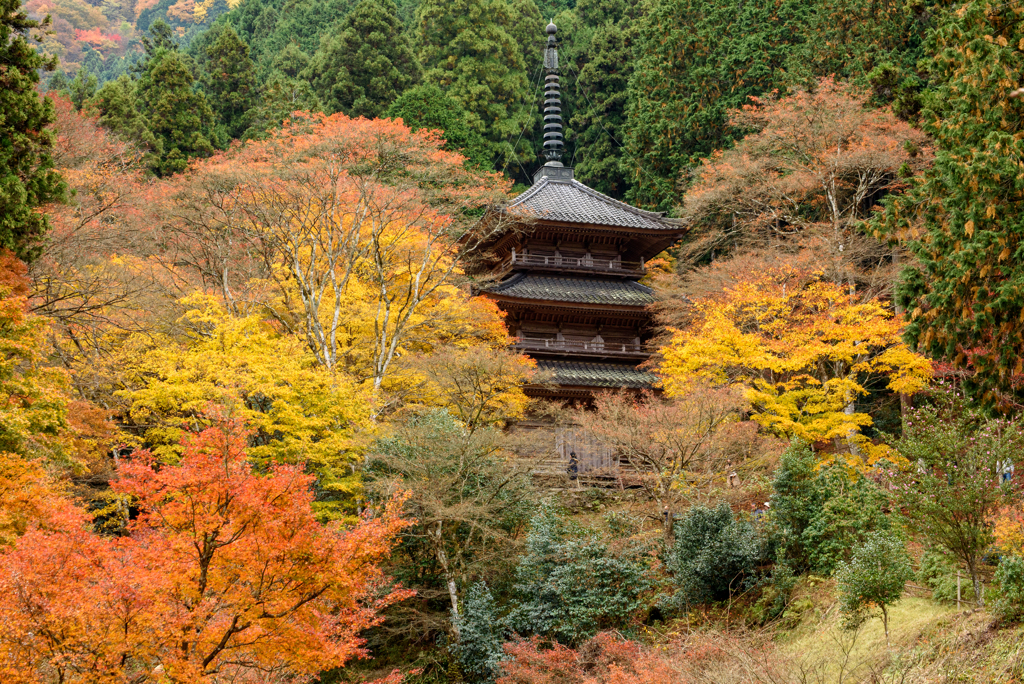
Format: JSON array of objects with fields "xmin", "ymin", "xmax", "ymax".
[
  {"xmin": 487, "ymin": 273, "xmax": 655, "ymax": 306},
  {"xmin": 536, "ymin": 360, "xmax": 657, "ymax": 389},
  {"xmin": 507, "ymin": 176, "xmax": 681, "ymax": 231}
]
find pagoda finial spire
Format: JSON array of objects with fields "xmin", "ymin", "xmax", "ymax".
[{"xmin": 542, "ymin": 21, "xmax": 563, "ymax": 164}]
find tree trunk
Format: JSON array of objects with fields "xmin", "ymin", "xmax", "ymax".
[
  {"xmin": 967, "ymin": 558, "xmax": 984, "ymax": 607},
  {"xmin": 881, "ymin": 604, "xmax": 890, "ymax": 647},
  {"xmin": 429, "ymin": 520, "xmax": 461, "ymax": 634}
]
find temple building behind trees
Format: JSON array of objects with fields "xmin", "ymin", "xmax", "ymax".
[{"xmin": 474, "ymin": 22, "xmax": 687, "ymax": 478}]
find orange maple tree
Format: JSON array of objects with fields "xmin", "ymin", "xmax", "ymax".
[
  {"xmin": 678, "ymin": 78, "xmax": 932, "ymax": 296},
  {"xmin": 0, "ymin": 417, "xmax": 410, "ymax": 683},
  {"xmin": 161, "ymin": 112, "xmax": 511, "ymax": 390}
]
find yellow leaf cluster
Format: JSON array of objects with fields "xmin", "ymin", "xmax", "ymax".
[
  {"xmin": 117, "ymin": 294, "xmax": 374, "ymax": 518},
  {"xmin": 659, "ymin": 270, "xmax": 932, "ymax": 457},
  {"xmin": 995, "ymin": 505, "xmax": 1024, "ymax": 556}
]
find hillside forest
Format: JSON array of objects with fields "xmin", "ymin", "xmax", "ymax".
[{"xmin": 5, "ymin": 0, "xmax": 1024, "ymax": 680}]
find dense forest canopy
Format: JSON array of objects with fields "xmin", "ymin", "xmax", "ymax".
[{"xmin": 5, "ymin": 0, "xmax": 1024, "ymax": 681}]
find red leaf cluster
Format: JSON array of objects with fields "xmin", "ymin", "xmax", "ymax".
[{"xmin": 0, "ymin": 417, "xmax": 411, "ymax": 683}]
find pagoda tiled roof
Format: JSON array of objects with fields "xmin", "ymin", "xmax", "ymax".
[
  {"xmin": 537, "ymin": 360, "xmax": 657, "ymax": 388},
  {"xmin": 507, "ymin": 176, "xmax": 681, "ymax": 230},
  {"xmin": 487, "ymin": 273, "xmax": 655, "ymax": 306}
]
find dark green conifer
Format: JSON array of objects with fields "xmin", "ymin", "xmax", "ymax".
[
  {"xmin": 92, "ymin": 75, "xmax": 162, "ymax": 161},
  {"xmin": 200, "ymin": 25, "xmax": 258, "ymax": 139},
  {"xmin": 622, "ymin": 0, "xmax": 806, "ymax": 209},
  {"xmin": 871, "ymin": 0, "xmax": 1024, "ymax": 410},
  {"xmin": 0, "ymin": 0, "xmax": 65, "ymax": 260},
  {"xmin": 564, "ymin": 0, "xmax": 634, "ymax": 198},
  {"xmin": 132, "ymin": 24, "xmax": 219, "ymax": 175},
  {"xmin": 244, "ymin": 72, "xmax": 321, "ymax": 138},
  {"xmin": 67, "ymin": 67, "xmax": 99, "ymax": 112},
  {"xmin": 243, "ymin": 42, "xmax": 321, "ymax": 138},
  {"xmin": 271, "ymin": 40, "xmax": 312, "ymax": 79},
  {"xmin": 416, "ymin": 0, "xmax": 535, "ymax": 169},
  {"xmin": 305, "ymin": 0, "xmax": 421, "ymax": 117}
]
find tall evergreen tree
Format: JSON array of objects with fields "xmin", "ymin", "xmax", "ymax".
[
  {"xmin": 872, "ymin": 0, "xmax": 1024, "ymax": 411},
  {"xmin": 621, "ymin": 0, "xmax": 807, "ymax": 209},
  {"xmin": 272, "ymin": 40, "xmax": 313, "ymax": 79},
  {"xmin": 243, "ymin": 41, "xmax": 321, "ymax": 138},
  {"xmin": 200, "ymin": 25, "xmax": 258, "ymax": 139},
  {"xmin": 0, "ymin": 0, "xmax": 65, "ymax": 260},
  {"xmin": 92, "ymin": 75, "xmax": 163, "ymax": 165},
  {"xmin": 67, "ymin": 67, "xmax": 98, "ymax": 112},
  {"xmin": 0, "ymin": 0, "xmax": 65, "ymax": 262},
  {"xmin": 245, "ymin": 73, "xmax": 321, "ymax": 138},
  {"xmin": 386, "ymin": 84, "xmax": 490, "ymax": 166},
  {"xmin": 416, "ymin": 0, "xmax": 535, "ymax": 170},
  {"xmin": 134, "ymin": 24, "xmax": 219, "ymax": 175},
  {"xmin": 563, "ymin": 0, "xmax": 634, "ymax": 198},
  {"xmin": 305, "ymin": 0, "xmax": 421, "ymax": 117}
]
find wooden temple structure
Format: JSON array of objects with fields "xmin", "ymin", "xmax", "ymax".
[
  {"xmin": 474, "ymin": 23, "xmax": 687, "ymax": 477},
  {"xmin": 477, "ymin": 21, "xmax": 686, "ymax": 402}
]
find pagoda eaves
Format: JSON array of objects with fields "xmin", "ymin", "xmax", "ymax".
[{"xmin": 476, "ymin": 22, "xmax": 687, "ymax": 398}]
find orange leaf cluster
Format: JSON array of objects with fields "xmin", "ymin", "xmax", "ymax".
[
  {"xmin": 0, "ymin": 418, "xmax": 411, "ymax": 683},
  {"xmin": 499, "ymin": 633, "xmax": 680, "ymax": 684},
  {"xmin": 74, "ymin": 28, "xmax": 121, "ymax": 45}
]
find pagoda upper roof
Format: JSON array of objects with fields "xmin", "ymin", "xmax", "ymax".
[
  {"xmin": 487, "ymin": 273, "xmax": 655, "ymax": 306},
  {"xmin": 507, "ymin": 175, "xmax": 682, "ymax": 231},
  {"xmin": 536, "ymin": 360, "xmax": 657, "ymax": 389}
]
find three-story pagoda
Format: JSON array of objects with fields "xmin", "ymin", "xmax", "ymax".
[{"xmin": 477, "ymin": 22, "xmax": 687, "ymax": 401}]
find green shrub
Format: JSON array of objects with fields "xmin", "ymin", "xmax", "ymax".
[
  {"xmin": 453, "ymin": 582, "xmax": 506, "ymax": 684},
  {"xmin": 918, "ymin": 548, "xmax": 977, "ymax": 604},
  {"xmin": 667, "ymin": 502, "xmax": 762, "ymax": 605},
  {"xmin": 836, "ymin": 530, "xmax": 913, "ymax": 644},
  {"xmin": 506, "ymin": 505, "xmax": 653, "ymax": 645},
  {"xmin": 770, "ymin": 442, "xmax": 891, "ymax": 575},
  {"xmin": 995, "ymin": 555, "xmax": 1024, "ymax": 622}
]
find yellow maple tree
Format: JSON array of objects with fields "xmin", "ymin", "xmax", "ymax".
[
  {"xmin": 117, "ymin": 294, "xmax": 373, "ymax": 518},
  {"xmin": 659, "ymin": 268, "xmax": 932, "ymax": 462}
]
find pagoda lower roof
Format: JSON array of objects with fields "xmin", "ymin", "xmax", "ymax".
[
  {"xmin": 508, "ymin": 175, "xmax": 681, "ymax": 231},
  {"xmin": 486, "ymin": 273, "xmax": 654, "ymax": 306},
  {"xmin": 536, "ymin": 360, "xmax": 657, "ymax": 389}
]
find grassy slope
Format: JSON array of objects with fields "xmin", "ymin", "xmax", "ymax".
[{"xmin": 772, "ymin": 581, "xmax": 1024, "ymax": 682}]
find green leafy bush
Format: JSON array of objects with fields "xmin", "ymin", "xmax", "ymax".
[
  {"xmin": 506, "ymin": 505, "xmax": 653, "ymax": 645},
  {"xmin": 836, "ymin": 530, "xmax": 913, "ymax": 644},
  {"xmin": 453, "ymin": 582, "xmax": 506, "ymax": 684},
  {"xmin": 770, "ymin": 442, "xmax": 891, "ymax": 575},
  {"xmin": 918, "ymin": 548, "xmax": 977, "ymax": 604},
  {"xmin": 667, "ymin": 502, "xmax": 762, "ymax": 605},
  {"xmin": 995, "ymin": 555, "xmax": 1024, "ymax": 622}
]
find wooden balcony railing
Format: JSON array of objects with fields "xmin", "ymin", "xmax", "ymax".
[
  {"xmin": 513, "ymin": 335, "xmax": 652, "ymax": 357},
  {"xmin": 509, "ymin": 251, "xmax": 644, "ymax": 275}
]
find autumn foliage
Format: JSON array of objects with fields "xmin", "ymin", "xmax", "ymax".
[
  {"xmin": 0, "ymin": 418, "xmax": 410, "ymax": 683},
  {"xmin": 659, "ymin": 268, "xmax": 931, "ymax": 460},
  {"xmin": 994, "ymin": 505, "xmax": 1024, "ymax": 557},
  {"xmin": 497, "ymin": 631, "xmax": 792, "ymax": 684},
  {"xmin": 161, "ymin": 111, "xmax": 511, "ymax": 390},
  {"xmin": 498, "ymin": 633, "xmax": 681, "ymax": 684},
  {"xmin": 678, "ymin": 79, "xmax": 931, "ymax": 296}
]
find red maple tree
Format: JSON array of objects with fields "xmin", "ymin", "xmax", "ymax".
[{"xmin": 0, "ymin": 417, "xmax": 410, "ymax": 683}]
